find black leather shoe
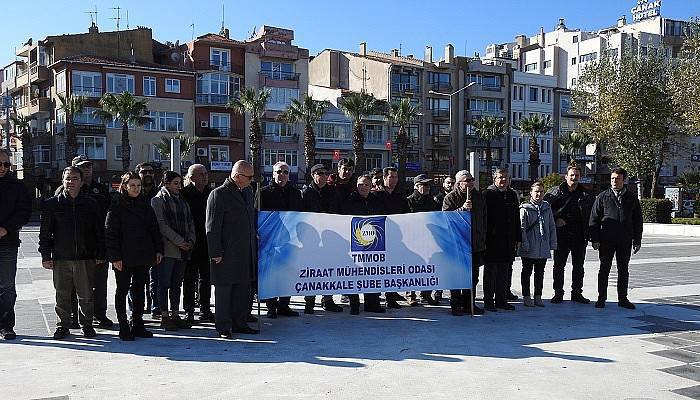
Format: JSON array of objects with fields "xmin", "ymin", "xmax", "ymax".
[
  {"xmin": 131, "ymin": 325, "xmax": 153, "ymax": 338},
  {"xmin": 82, "ymin": 325, "xmax": 97, "ymax": 338},
  {"xmin": 571, "ymin": 294, "xmax": 591, "ymax": 304},
  {"xmin": 322, "ymin": 302, "xmax": 343, "ymax": 312},
  {"xmin": 119, "ymin": 327, "xmax": 135, "ymax": 341},
  {"xmin": 386, "ymin": 300, "xmax": 402, "ymax": 309},
  {"xmin": 350, "ymin": 305, "xmax": 360, "ymax": 315},
  {"xmin": 247, "ymin": 314, "xmax": 258, "ymax": 323},
  {"xmin": 364, "ymin": 305, "xmax": 386, "ymax": 313},
  {"xmin": 277, "ymin": 307, "xmax": 300, "ymax": 317},
  {"xmin": 0, "ymin": 328, "xmax": 17, "ymax": 340},
  {"xmin": 95, "ymin": 316, "xmax": 114, "ymax": 328},
  {"xmin": 471, "ymin": 304, "xmax": 485, "ymax": 315},
  {"xmin": 53, "ymin": 327, "xmax": 70, "ymax": 339},
  {"xmin": 618, "ymin": 299, "xmax": 636, "ymax": 310},
  {"xmin": 421, "ymin": 297, "xmax": 439, "ymax": 306},
  {"xmin": 497, "ymin": 303, "xmax": 515, "ymax": 311},
  {"xmin": 70, "ymin": 318, "xmax": 80, "ymax": 329},
  {"xmin": 550, "ymin": 293, "xmax": 564, "ymax": 304},
  {"xmin": 395, "ymin": 294, "xmax": 407, "ymax": 302},
  {"xmin": 506, "ymin": 292, "xmax": 519, "ymax": 301},
  {"xmin": 200, "ymin": 310, "xmax": 216, "ymax": 323},
  {"xmin": 304, "ymin": 305, "xmax": 315, "ymax": 315},
  {"xmin": 595, "ymin": 299, "xmax": 606, "ymax": 308},
  {"xmin": 233, "ymin": 326, "xmax": 259, "ymax": 335},
  {"xmin": 185, "ymin": 312, "xmax": 196, "ymax": 325},
  {"xmin": 218, "ymin": 330, "xmax": 232, "ymax": 339},
  {"xmin": 451, "ymin": 308, "xmax": 464, "ymax": 316},
  {"xmin": 266, "ymin": 309, "xmax": 277, "ymax": 319}
]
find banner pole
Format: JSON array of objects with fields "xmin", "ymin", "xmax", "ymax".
[
  {"xmin": 470, "ymin": 288, "xmax": 474, "ymax": 317},
  {"xmin": 255, "ymin": 179, "xmax": 262, "ymax": 332}
]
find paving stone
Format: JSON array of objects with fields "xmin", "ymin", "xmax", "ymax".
[
  {"xmin": 685, "ymin": 346, "xmax": 700, "ymax": 354},
  {"xmin": 671, "ymin": 332, "xmax": 700, "ymax": 343},
  {"xmin": 660, "ymin": 365, "xmax": 700, "ymax": 383},
  {"xmin": 672, "ymin": 385, "xmax": 700, "ymax": 400},
  {"xmin": 650, "ymin": 349, "xmax": 700, "ymax": 364},
  {"xmin": 641, "ymin": 335, "xmax": 698, "ymax": 348}
]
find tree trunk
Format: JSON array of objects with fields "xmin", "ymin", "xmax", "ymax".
[
  {"xmin": 651, "ymin": 141, "xmax": 665, "ymax": 199},
  {"xmin": 352, "ymin": 121, "xmax": 365, "ymax": 173},
  {"xmin": 21, "ymin": 131, "xmax": 33, "ymax": 174},
  {"xmin": 485, "ymin": 145, "xmax": 493, "ymax": 173},
  {"xmin": 396, "ymin": 125, "xmax": 408, "ymax": 182},
  {"xmin": 250, "ymin": 116, "xmax": 263, "ymax": 183},
  {"xmin": 304, "ymin": 123, "xmax": 316, "ymax": 184},
  {"xmin": 528, "ymin": 135, "xmax": 541, "ymax": 182},
  {"xmin": 121, "ymin": 121, "xmax": 131, "ymax": 171},
  {"xmin": 65, "ymin": 121, "xmax": 77, "ymax": 166}
]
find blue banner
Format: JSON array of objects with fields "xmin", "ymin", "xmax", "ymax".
[{"xmin": 257, "ymin": 211, "xmax": 472, "ymax": 299}]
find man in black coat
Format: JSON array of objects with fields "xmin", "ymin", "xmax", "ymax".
[
  {"xmin": 206, "ymin": 161, "xmax": 259, "ymax": 338},
  {"xmin": 181, "ymin": 164, "xmax": 214, "ymax": 324},
  {"xmin": 544, "ymin": 164, "xmax": 594, "ymax": 304},
  {"xmin": 589, "ymin": 167, "xmax": 643, "ymax": 310},
  {"xmin": 434, "ymin": 176, "xmax": 454, "ymax": 207},
  {"xmin": 302, "ymin": 164, "xmax": 342, "ymax": 314},
  {"xmin": 134, "ymin": 162, "xmax": 159, "ymax": 314},
  {"xmin": 339, "ymin": 175, "xmax": 386, "ymax": 315},
  {"xmin": 259, "ymin": 161, "xmax": 303, "ymax": 319},
  {"xmin": 483, "ymin": 168, "xmax": 521, "ymax": 311},
  {"xmin": 40, "ymin": 166, "xmax": 105, "ymax": 339},
  {"xmin": 0, "ymin": 150, "xmax": 32, "ymax": 340},
  {"xmin": 327, "ymin": 158, "xmax": 357, "ymax": 207}
]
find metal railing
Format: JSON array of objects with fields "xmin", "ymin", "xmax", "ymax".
[
  {"xmin": 209, "ymin": 59, "xmax": 231, "ymax": 72},
  {"xmin": 430, "ymin": 82, "xmax": 452, "ymax": 92},
  {"xmin": 432, "ymin": 135, "xmax": 451, "ymax": 145},
  {"xmin": 391, "ymin": 83, "xmax": 421, "ymax": 93},
  {"xmin": 195, "ymin": 93, "xmax": 237, "ymax": 105},
  {"xmin": 260, "ymin": 71, "xmax": 300, "ymax": 81},
  {"xmin": 431, "ymin": 109, "xmax": 450, "ymax": 118},
  {"xmin": 72, "ymin": 86, "xmax": 103, "ymax": 97}
]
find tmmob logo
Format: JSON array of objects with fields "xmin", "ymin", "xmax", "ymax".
[{"xmin": 351, "ymin": 216, "xmax": 386, "ymax": 252}]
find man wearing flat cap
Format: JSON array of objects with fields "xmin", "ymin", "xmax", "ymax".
[{"xmin": 406, "ymin": 174, "xmax": 440, "ymax": 306}]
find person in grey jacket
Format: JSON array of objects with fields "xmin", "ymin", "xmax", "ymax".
[
  {"xmin": 518, "ymin": 182, "xmax": 557, "ymax": 307},
  {"xmin": 151, "ymin": 171, "xmax": 195, "ymax": 331},
  {"xmin": 206, "ymin": 161, "xmax": 259, "ymax": 338}
]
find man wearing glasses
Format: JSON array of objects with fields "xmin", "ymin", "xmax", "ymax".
[
  {"xmin": 301, "ymin": 164, "xmax": 342, "ymax": 314},
  {"xmin": 259, "ymin": 161, "xmax": 303, "ymax": 319},
  {"xmin": 0, "ymin": 151, "xmax": 32, "ymax": 340},
  {"xmin": 443, "ymin": 170, "xmax": 486, "ymax": 315},
  {"xmin": 134, "ymin": 162, "xmax": 159, "ymax": 316},
  {"xmin": 206, "ymin": 160, "xmax": 259, "ymax": 338}
]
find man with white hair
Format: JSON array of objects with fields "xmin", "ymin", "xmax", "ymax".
[
  {"xmin": 206, "ymin": 160, "xmax": 259, "ymax": 338},
  {"xmin": 258, "ymin": 161, "xmax": 303, "ymax": 318},
  {"xmin": 181, "ymin": 164, "xmax": 214, "ymax": 324}
]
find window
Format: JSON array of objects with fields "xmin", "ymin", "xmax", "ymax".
[
  {"xmin": 529, "ymin": 87, "xmax": 538, "ymax": 102},
  {"xmin": 427, "ymin": 72, "xmax": 451, "ymax": 89},
  {"xmin": 427, "ymin": 123, "xmax": 449, "ymax": 136},
  {"xmin": 316, "ymin": 122, "xmax": 352, "ymax": 144},
  {"xmin": 469, "ymin": 98, "xmax": 502, "ymax": 113},
  {"xmin": 73, "ymin": 107, "xmax": 101, "ymax": 125},
  {"xmin": 573, "ymin": 36, "xmax": 578, "ymax": 43},
  {"xmin": 524, "ymin": 63, "xmax": 537, "ymax": 72},
  {"xmin": 210, "ymin": 48, "xmax": 230, "ymax": 70},
  {"xmin": 77, "ymin": 136, "xmax": 106, "ymax": 160},
  {"xmin": 210, "ymin": 113, "xmax": 230, "ymax": 129},
  {"xmin": 165, "ymin": 78, "xmax": 180, "ymax": 93},
  {"xmin": 33, "ymin": 145, "xmax": 51, "ymax": 164},
  {"xmin": 571, "ymin": 78, "xmax": 577, "ymax": 86},
  {"xmin": 392, "ymin": 72, "xmax": 420, "ymax": 92},
  {"xmin": 152, "ymin": 144, "xmax": 169, "ymax": 163},
  {"xmin": 547, "ymin": 89, "xmax": 552, "ymax": 104},
  {"xmin": 114, "ymin": 144, "xmax": 133, "ymax": 161},
  {"xmin": 571, "ymin": 57, "xmax": 577, "ymax": 65},
  {"xmin": 144, "ymin": 111, "xmax": 184, "ymax": 132},
  {"xmin": 467, "ymin": 74, "xmax": 482, "ymax": 85},
  {"xmin": 143, "ymin": 76, "xmax": 156, "ymax": 96},
  {"xmin": 365, "ymin": 153, "xmax": 383, "ymax": 171},
  {"xmin": 541, "ymin": 88, "xmax": 546, "ymax": 103},
  {"xmin": 263, "ymin": 149, "xmax": 298, "ymax": 167},
  {"xmin": 267, "ymin": 87, "xmax": 299, "ymax": 110},
  {"xmin": 56, "ymin": 109, "xmax": 66, "ymax": 131},
  {"xmin": 56, "ymin": 71, "xmax": 66, "ymax": 93},
  {"xmin": 543, "ymin": 60, "xmax": 552, "ymax": 69},
  {"xmin": 428, "ymin": 98, "xmax": 449, "ymax": 116},
  {"xmin": 365, "ymin": 124, "xmax": 385, "ymax": 144},
  {"xmin": 579, "ymin": 52, "xmax": 597, "ymax": 63},
  {"xmin": 72, "ymin": 71, "xmax": 102, "ymax": 97},
  {"xmin": 482, "ymin": 75, "xmax": 500, "ymax": 88},
  {"xmin": 607, "ymin": 48, "xmax": 619, "ymax": 58},
  {"xmin": 106, "ymin": 73, "xmax": 135, "ymax": 94},
  {"xmin": 263, "ymin": 121, "xmax": 295, "ymax": 139},
  {"xmin": 261, "ymin": 61, "xmax": 295, "ymax": 80},
  {"xmin": 105, "ymin": 119, "xmax": 135, "ymax": 130},
  {"xmin": 209, "ymin": 145, "xmax": 230, "ymax": 162},
  {"xmin": 640, "ymin": 46, "xmax": 648, "ymax": 56}
]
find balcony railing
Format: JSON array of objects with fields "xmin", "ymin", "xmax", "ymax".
[
  {"xmin": 432, "ymin": 135, "xmax": 451, "ymax": 145},
  {"xmin": 366, "ymin": 133, "xmax": 387, "ymax": 145},
  {"xmin": 391, "ymin": 83, "xmax": 421, "ymax": 94},
  {"xmin": 209, "ymin": 60, "xmax": 231, "ymax": 72},
  {"xmin": 430, "ymin": 82, "xmax": 452, "ymax": 92},
  {"xmin": 264, "ymin": 133, "xmax": 298, "ymax": 142},
  {"xmin": 260, "ymin": 70, "xmax": 300, "ymax": 81},
  {"xmin": 482, "ymin": 83, "xmax": 501, "ymax": 91},
  {"xmin": 72, "ymin": 86, "xmax": 103, "ymax": 98},
  {"xmin": 29, "ymin": 97, "xmax": 51, "ymax": 114},
  {"xmin": 196, "ymin": 93, "xmax": 237, "ymax": 105},
  {"xmin": 29, "ymin": 62, "xmax": 49, "ymax": 82},
  {"xmin": 431, "ymin": 109, "xmax": 450, "ymax": 119}
]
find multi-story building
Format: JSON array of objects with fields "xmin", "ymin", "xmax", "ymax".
[
  {"xmin": 244, "ymin": 26, "xmax": 310, "ymax": 184},
  {"xmin": 184, "ymin": 30, "xmax": 246, "ymax": 183}
]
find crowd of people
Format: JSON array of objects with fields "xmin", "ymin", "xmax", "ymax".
[{"xmin": 0, "ymin": 148, "xmax": 643, "ymax": 341}]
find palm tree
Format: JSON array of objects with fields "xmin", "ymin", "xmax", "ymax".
[
  {"xmin": 386, "ymin": 98, "xmax": 421, "ymax": 180},
  {"xmin": 10, "ymin": 115, "xmax": 35, "ymax": 174},
  {"xmin": 470, "ymin": 116, "xmax": 509, "ymax": 171},
  {"xmin": 557, "ymin": 131, "xmax": 591, "ymax": 166},
  {"xmin": 228, "ymin": 87, "xmax": 271, "ymax": 183},
  {"xmin": 339, "ymin": 92, "xmax": 384, "ymax": 173},
  {"xmin": 57, "ymin": 94, "xmax": 86, "ymax": 164},
  {"xmin": 517, "ymin": 114, "xmax": 553, "ymax": 181},
  {"xmin": 153, "ymin": 134, "xmax": 199, "ymax": 161},
  {"xmin": 279, "ymin": 94, "xmax": 330, "ymax": 183},
  {"xmin": 94, "ymin": 92, "xmax": 151, "ymax": 171}
]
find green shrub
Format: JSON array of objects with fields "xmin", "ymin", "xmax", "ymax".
[
  {"xmin": 541, "ymin": 173, "xmax": 564, "ymax": 192},
  {"xmin": 672, "ymin": 217, "xmax": 700, "ymax": 225},
  {"xmin": 640, "ymin": 198, "xmax": 672, "ymax": 223}
]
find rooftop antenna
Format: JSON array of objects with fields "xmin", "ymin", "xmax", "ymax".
[
  {"xmin": 190, "ymin": 23, "xmax": 195, "ymax": 41},
  {"xmin": 126, "ymin": 9, "xmax": 129, "ymax": 30},
  {"xmin": 111, "ymin": 6, "xmax": 121, "ymax": 31},
  {"xmin": 399, "ymin": 43, "xmax": 402, "ymax": 56},
  {"xmin": 85, "ymin": 9, "xmax": 97, "ymax": 25},
  {"xmin": 221, "ymin": 1, "xmax": 225, "ymax": 33},
  {"xmin": 95, "ymin": 5, "xmax": 98, "ymax": 25}
]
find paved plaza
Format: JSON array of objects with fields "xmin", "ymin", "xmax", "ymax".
[{"xmin": 1, "ymin": 228, "xmax": 700, "ymax": 399}]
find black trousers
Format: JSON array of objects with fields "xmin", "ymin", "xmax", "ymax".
[
  {"xmin": 114, "ymin": 266, "xmax": 147, "ymax": 326},
  {"xmin": 215, "ymin": 283, "xmax": 250, "ymax": 332},
  {"xmin": 183, "ymin": 257, "xmax": 212, "ymax": 313},
  {"xmin": 348, "ymin": 293, "xmax": 381, "ymax": 309},
  {"xmin": 553, "ymin": 228, "xmax": 587, "ymax": 296},
  {"xmin": 304, "ymin": 294, "xmax": 334, "ymax": 305},
  {"xmin": 71, "ymin": 261, "xmax": 108, "ymax": 320},
  {"xmin": 598, "ymin": 242, "xmax": 632, "ymax": 301},
  {"xmin": 450, "ymin": 262, "xmax": 482, "ymax": 310},
  {"xmin": 484, "ymin": 261, "xmax": 510, "ymax": 306},
  {"xmin": 265, "ymin": 296, "xmax": 291, "ymax": 311},
  {"xmin": 521, "ymin": 258, "xmax": 546, "ymax": 297}
]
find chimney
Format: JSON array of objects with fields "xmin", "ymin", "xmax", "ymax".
[
  {"xmin": 556, "ymin": 18, "xmax": 566, "ymax": 30},
  {"xmin": 359, "ymin": 42, "xmax": 367, "ymax": 56},
  {"xmin": 220, "ymin": 27, "xmax": 230, "ymax": 39},
  {"xmin": 88, "ymin": 22, "xmax": 99, "ymax": 34},
  {"xmin": 515, "ymin": 34, "xmax": 527, "ymax": 47},
  {"xmin": 538, "ymin": 27, "xmax": 545, "ymax": 46},
  {"xmin": 617, "ymin": 15, "xmax": 627, "ymax": 27},
  {"xmin": 391, "ymin": 49, "xmax": 400, "ymax": 57},
  {"xmin": 425, "ymin": 46, "xmax": 433, "ymax": 62},
  {"xmin": 445, "ymin": 44, "xmax": 454, "ymax": 64}
]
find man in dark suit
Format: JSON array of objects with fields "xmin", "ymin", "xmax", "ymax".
[
  {"xmin": 206, "ymin": 160, "xmax": 259, "ymax": 338},
  {"xmin": 589, "ymin": 167, "xmax": 643, "ymax": 310},
  {"xmin": 258, "ymin": 161, "xmax": 303, "ymax": 319}
]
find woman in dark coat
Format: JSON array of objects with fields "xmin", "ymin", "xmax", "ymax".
[{"xmin": 105, "ymin": 172, "xmax": 163, "ymax": 341}]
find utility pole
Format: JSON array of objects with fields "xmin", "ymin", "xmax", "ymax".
[{"xmin": 111, "ymin": 7, "xmax": 121, "ymax": 58}]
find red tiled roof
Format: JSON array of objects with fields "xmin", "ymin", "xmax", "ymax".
[
  {"xmin": 195, "ymin": 33, "xmax": 246, "ymax": 45},
  {"xmin": 53, "ymin": 55, "xmax": 193, "ymax": 73}
]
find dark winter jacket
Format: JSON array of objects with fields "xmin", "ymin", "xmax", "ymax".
[
  {"xmin": 302, "ymin": 183, "xmax": 337, "ymax": 213},
  {"xmin": 407, "ymin": 190, "xmax": 440, "ymax": 213},
  {"xmin": 181, "ymin": 183, "xmax": 212, "ymax": 261},
  {"xmin": 259, "ymin": 181, "xmax": 303, "ymax": 212},
  {"xmin": 0, "ymin": 175, "xmax": 32, "ymax": 248},
  {"xmin": 327, "ymin": 173, "xmax": 357, "ymax": 213},
  {"xmin": 434, "ymin": 191, "xmax": 449, "ymax": 209},
  {"xmin": 340, "ymin": 191, "xmax": 386, "ymax": 216},
  {"xmin": 39, "ymin": 191, "xmax": 105, "ymax": 262},
  {"xmin": 55, "ymin": 180, "xmax": 111, "ymax": 218},
  {"xmin": 443, "ymin": 188, "xmax": 488, "ymax": 254},
  {"xmin": 376, "ymin": 187, "xmax": 410, "ymax": 214},
  {"xmin": 589, "ymin": 187, "xmax": 643, "ymax": 246},
  {"xmin": 105, "ymin": 194, "xmax": 164, "ymax": 268},
  {"xmin": 544, "ymin": 181, "xmax": 595, "ymax": 242},
  {"xmin": 483, "ymin": 185, "xmax": 522, "ymax": 263}
]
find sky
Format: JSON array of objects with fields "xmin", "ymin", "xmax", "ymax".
[{"xmin": 1, "ymin": 0, "xmax": 699, "ymax": 65}]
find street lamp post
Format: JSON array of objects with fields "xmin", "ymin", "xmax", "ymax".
[{"xmin": 429, "ymin": 81, "xmax": 476, "ymax": 175}]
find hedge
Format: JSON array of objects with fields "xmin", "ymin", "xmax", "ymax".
[
  {"xmin": 640, "ymin": 198, "xmax": 672, "ymax": 223},
  {"xmin": 672, "ymin": 217, "xmax": 700, "ymax": 225}
]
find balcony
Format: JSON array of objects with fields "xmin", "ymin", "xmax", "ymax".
[
  {"xmin": 468, "ymin": 110, "xmax": 506, "ymax": 119},
  {"xmin": 482, "ymin": 83, "xmax": 502, "ymax": 92},
  {"xmin": 30, "ymin": 128, "xmax": 49, "ymax": 138},
  {"xmin": 209, "ymin": 60, "xmax": 232, "ymax": 72},
  {"xmin": 29, "ymin": 62, "xmax": 49, "ymax": 83},
  {"xmin": 264, "ymin": 133, "xmax": 298, "ymax": 143},
  {"xmin": 73, "ymin": 123, "xmax": 105, "ymax": 135},
  {"xmin": 29, "ymin": 97, "xmax": 51, "ymax": 115},
  {"xmin": 15, "ymin": 68, "xmax": 29, "ymax": 88},
  {"xmin": 1, "ymin": 78, "xmax": 16, "ymax": 93},
  {"xmin": 391, "ymin": 83, "xmax": 421, "ymax": 95},
  {"xmin": 259, "ymin": 71, "xmax": 300, "ymax": 88},
  {"xmin": 72, "ymin": 86, "xmax": 103, "ymax": 98},
  {"xmin": 432, "ymin": 135, "xmax": 451, "ymax": 146},
  {"xmin": 430, "ymin": 82, "xmax": 452, "ymax": 92},
  {"xmin": 431, "ymin": 109, "xmax": 450, "ymax": 120},
  {"xmin": 195, "ymin": 93, "xmax": 237, "ymax": 106},
  {"xmin": 199, "ymin": 127, "xmax": 231, "ymax": 138}
]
